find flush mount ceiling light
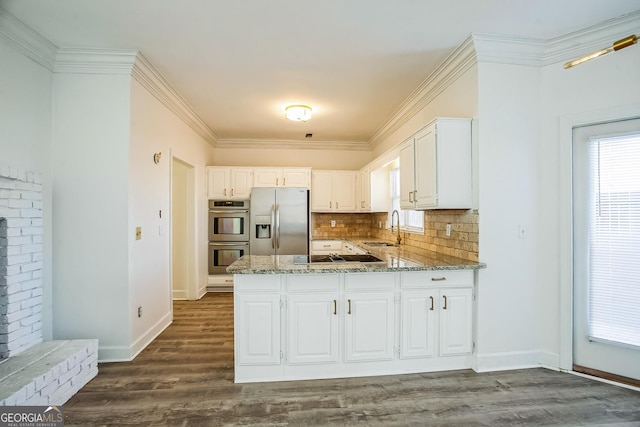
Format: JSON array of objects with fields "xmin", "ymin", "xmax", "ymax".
[
  {"xmin": 563, "ymin": 34, "xmax": 638, "ymax": 69},
  {"xmin": 284, "ymin": 104, "xmax": 312, "ymax": 122}
]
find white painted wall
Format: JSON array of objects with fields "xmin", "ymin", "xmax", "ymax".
[
  {"xmin": 0, "ymin": 41, "xmax": 54, "ymax": 340},
  {"xmin": 213, "ymin": 146, "xmax": 372, "ymax": 170},
  {"xmin": 52, "ymin": 72, "xmax": 132, "ymax": 361},
  {"xmin": 474, "ymin": 63, "xmax": 541, "ymax": 370},
  {"xmin": 372, "ymin": 65, "xmax": 479, "ymax": 158},
  {"xmin": 537, "ymin": 42, "xmax": 640, "ymax": 368},
  {"xmin": 128, "ymin": 77, "xmax": 215, "ymax": 357}
]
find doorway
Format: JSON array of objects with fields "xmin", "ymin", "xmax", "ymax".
[
  {"xmin": 171, "ymin": 157, "xmax": 196, "ymax": 300},
  {"xmin": 572, "ymin": 118, "xmax": 640, "ymax": 384}
]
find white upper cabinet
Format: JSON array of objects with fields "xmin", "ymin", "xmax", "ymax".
[
  {"xmin": 253, "ymin": 167, "xmax": 311, "ymax": 189},
  {"xmin": 356, "ymin": 166, "xmax": 371, "ymax": 211},
  {"xmin": 206, "ymin": 166, "xmax": 253, "ymax": 200},
  {"xmin": 400, "ymin": 118, "xmax": 472, "ymax": 210},
  {"xmin": 311, "ymin": 170, "xmax": 357, "ymax": 212}
]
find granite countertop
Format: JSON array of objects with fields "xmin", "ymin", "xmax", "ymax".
[{"xmin": 228, "ymin": 240, "xmax": 486, "ymax": 274}]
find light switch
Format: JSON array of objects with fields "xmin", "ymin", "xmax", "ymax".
[{"xmin": 136, "ymin": 226, "xmax": 142, "ymax": 240}]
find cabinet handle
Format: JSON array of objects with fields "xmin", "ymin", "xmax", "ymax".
[
  {"xmin": 348, "ymin": 299, "xmax": 352, "ymax": 315},
  {"xmin": 442, "ymin": 295, "xmax": 448, "ymax": 310},
  {"xmin": 276, "ymin": 178, "xmax": 279, "ymax": 186},
  {"xmin": 231, "ymin": 188, "xmax": 234, "ymax": 196},
  {"xmin": 224, "ymin": 188, "xmax": 227, "ymax": 196},
  {"xmin": 336, "ymin": 202, "xmax": 339, "ymax": 209},
  {"xmin": 429, "ymin": 296, "xmax": 434, "ymax": 311},
  {"xmin": 413, "ymin": 190, "xmax": 417, "ymax": 201},
  {"xmin": 283, "ymin": 178, "xmax": 286, "ymax": 186},
  {"xmin": 333, "ymin": 299, "xmax": 337, "ymax": 315},
  {"xmin": 409, "ymin": 191, "xmax": 413, "ymax": 203},
  {"xmin": 431, "ymin": 277, "xmax": 446, "ymax": 281},
  {"xmin": 224, "ymin": 279, "xmax": 233, "ymax": 283},
  {"xmin": 330, "ymin": 201, "xmax": 332, "ymax": 208}
]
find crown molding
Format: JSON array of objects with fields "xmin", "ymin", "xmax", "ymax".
[
  {"xmin": 472, "ymin": 33, "xmax": 546, "ymax": 66},
  {"xmin": 216, "ymin": 138, "xmax": 371, "ymax": 151},
  {"xmin": 55, "ymin": 48, "xmax": 138, "ymax": 74},
  {"xmin": 0, "ymin": 8, "xmax": 57, "ymax": 71},
  {"xmin": 544, "ymin": 10, "xmax": 640, "ymax": 66},
  {"xmin": 132, "ymin": 54, "xmax": 219, "ymax": 146},
  {"xmin": 368, "ymin": 36, "xmax": 477, "ymax": 149}
]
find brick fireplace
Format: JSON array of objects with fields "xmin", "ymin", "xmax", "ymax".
[
  {"xmin": 0, "ymin": 166, "xmax": 44, "ymax": 358},
  {"xmin": 0, "ymin": 165, "xmax": 97, "ymax": 405}
]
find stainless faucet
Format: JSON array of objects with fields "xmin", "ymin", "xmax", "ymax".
[{"xmin": 391, "ymin": 209, "xmax": 402, "ymax": 245}]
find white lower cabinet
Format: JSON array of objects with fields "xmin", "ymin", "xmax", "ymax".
[
  {"xmin": 287, "ymin": 293, "xmax": 339, "ymax": 365},
  {"xmin": 234, "ymin": 270, "xmax": 474, "ymax": 383},
  {"xmin": 344, "ymin": 291, "xmax": 395, "ymax": 362}
]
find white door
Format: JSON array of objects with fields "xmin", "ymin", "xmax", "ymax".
[
  {"xmin": 235, "ymin": 293, "xmax": 281, "ymax": 366},
  {"xmin": 344, "ymin": 292, "xmax": 395, "ymax": 362},
  {"xmin": 439, "ymin": 288, "xmax": 472, "ymax": 356},
  {"xmin": 282, "ymin": 168, "xmax": 310, "ymax": 188},
  {"xmin": 399, "ymin": 140, "xmax": 415, "ymax": 209},
  {"xmin": 414, "ymin": 125, "xmax": 438, "ymax": 209},
  {"xmin": 400, "ymin": 290, "xmax": 436, "ymax": 359},
  {"xmin": 171, "ymin": 158, "xmax": 196, "ymax": 300},
  {"xmin": 207, "ymin": 167, "xmax": 229, "ymax": 199},
  {"xmin": 573, "ymin": 118, "xmax": 640, "ymax": 381},
  {"xmin": 310, "ymin": 171, "xmax": 333, "ymax": 211},
  {"xmin": 333, "ymin": 171, "xmax": 357, "ymax": 211},
  {"xmin": 287, "ymin": 294, "xmax": 339, "ymax": 365}
]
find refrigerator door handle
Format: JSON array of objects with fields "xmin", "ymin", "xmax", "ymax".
[
  {"xmin": 275, "ymin": 204, "xmax": 281, "ymax": 249},
  {"xmin": 270, "ymin": 205, "xmax": 276, "ymax": 249}
]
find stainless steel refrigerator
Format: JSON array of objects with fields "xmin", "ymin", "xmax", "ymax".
[{"xmin": 250, "ymin": 187, "xmax": 309, "ymax": 255}]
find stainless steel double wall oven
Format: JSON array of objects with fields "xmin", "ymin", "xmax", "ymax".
[{"xmin": 208, "ymin": 199, "xmax": 250, "ymax": 274}]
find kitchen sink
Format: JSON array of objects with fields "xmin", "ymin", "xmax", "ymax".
[
  {"xmin": 293, "ymin": 254, "xmax": 386, "ymax": 265},
  {"xmin": 362, "ymin": 241, "xmax": 397, "ymax": 247}
]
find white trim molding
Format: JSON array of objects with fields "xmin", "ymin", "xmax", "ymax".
[
  {"xmin": 215, "ymin": 138, "xmax": 370, "ymax": 151},
  {"xmin": 0, "ymin": 7, "xmax": 57, "ymax": 71}
]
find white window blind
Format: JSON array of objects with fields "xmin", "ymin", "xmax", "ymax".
[
  {"xmin": 389, "ymin": 167, "xmax": 423, "ymax": 233},
  {"xmin": 587, "ymin": 133, "xmax": 640, "ymax": 349}
]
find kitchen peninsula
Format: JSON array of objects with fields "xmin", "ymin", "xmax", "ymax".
[{"xmin": 228, "ymin": 242, "xmax": 486, "ymax": 383}]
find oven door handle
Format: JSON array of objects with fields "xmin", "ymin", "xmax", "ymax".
[
  {"xmin": 208, "ymin": 210, "xmax": 249, "ymax": 214},
  {"xmin": 209, "ymin": 242, "xmax": 249, "ymax": 246},
  {"xmin": 271, "ymin": 205, "xmax": 276, "ymax": 249}
]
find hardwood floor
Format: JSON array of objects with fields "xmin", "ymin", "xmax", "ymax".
[{"xmin": 64, "ymin": 293, "xmax": 640, "ymax": 426}]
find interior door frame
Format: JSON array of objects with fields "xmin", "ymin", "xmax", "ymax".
[{"xmin": 559, "ymin": 103, "xmax": 640, "ymax": 371}]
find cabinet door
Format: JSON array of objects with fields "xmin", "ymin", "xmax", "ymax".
[
  {"xmin": 344, "ymin": 292, "xmax": 395, "ymax": 362},
  {"xmin": 310, "ymin": 171, "xmax": 333, "ymax": 211},
  {"xmin": 399, "ymin": 140, "xmax": 415, "ymax": 209},
  {"xmin": 230, "ymin": 168, "xmax": 253, "ymax": 199},
  {"xmin": 282, "ymin": 168, "xmax": 310, "ymax": 188},
  {"xmin": 414, "ymin": 125, "xmax": 438, "ymax": 209},
  {"xmin": 439, "ymin": 288, "xmax": 473, "ymax": 356},
  {"xmin": 253, "ymin": 168, "xmax": 281, "ymax": 187},
  {"xmin": 235, "ymin": 293, "xmax": 281, "ymax": 365},
  {"xmin": 357, "ymin": 167, "xmax": 371, "ymax": 211},
  {"xmin": 400, "ymin": 290, "xmax": 436, "ymax": 359},
  {"xmin": 333, "ymin": 171, "xmax": 357, "ymax": 212},
  {"xmin": 287, "ymin": 294, "xmax": 339, "ymax": 365},
  {"xmin": 207, "ymin": 167, "xmax": 229, "ymax": 199}
]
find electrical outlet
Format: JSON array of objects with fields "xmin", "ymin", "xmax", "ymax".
[
  {"xmin": 135, "ymin": 227, "xmax": 142, "ymax": 240},
  {"xmin": 518, "ymin": 225, "xmax": 528, "ymax": 239},
  {"xmin": 446, "ymin": 223, "xmax": 451, "ymax": 237},
  {"xmin": 330, "ymin": 220, "xmax": 336, "ymax": 228},
  {"xmin": 138, "ymin": 306, "xmax": 142, "ymax": 318}
]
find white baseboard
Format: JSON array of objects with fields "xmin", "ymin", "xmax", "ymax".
[
  {"xmin": 98, "ymin": 311, "xmax": 172, "ymax": 362},
  {"xmin": 474, "ymin": 350, "xmax": 541, "ymax": 372}
]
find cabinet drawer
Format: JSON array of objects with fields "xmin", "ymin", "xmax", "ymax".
[
  {"xmin": 235, "ymin": 275, "xmax": 281, "ymax": 292},
  {"xmin": 287, "ymin": 274, "xmax": 340, "ymax": 293},
  {"xmin": 311, "ymin": 240, "xmax": 343, "ymax": 252},
  {"xmin": 401, "ymin": 270, "xmax": 472, "ymax": 288},
  {"xmin": 345, "ymin": 272, "xmax": 395, "ymax": 291}
]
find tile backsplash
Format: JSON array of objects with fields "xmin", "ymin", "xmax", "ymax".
[{"xmin": 311, "ymin": 209, "xmax": 479, "ymax": 261}]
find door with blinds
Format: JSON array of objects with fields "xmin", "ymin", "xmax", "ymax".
[{"xmin": 572, "ymin": 118, "xmax": 640, "ymax": 382}]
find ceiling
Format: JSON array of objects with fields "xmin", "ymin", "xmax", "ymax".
[{"xmin": 2, "ymin": 0, "xmax": 639, "ymax": 145}]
